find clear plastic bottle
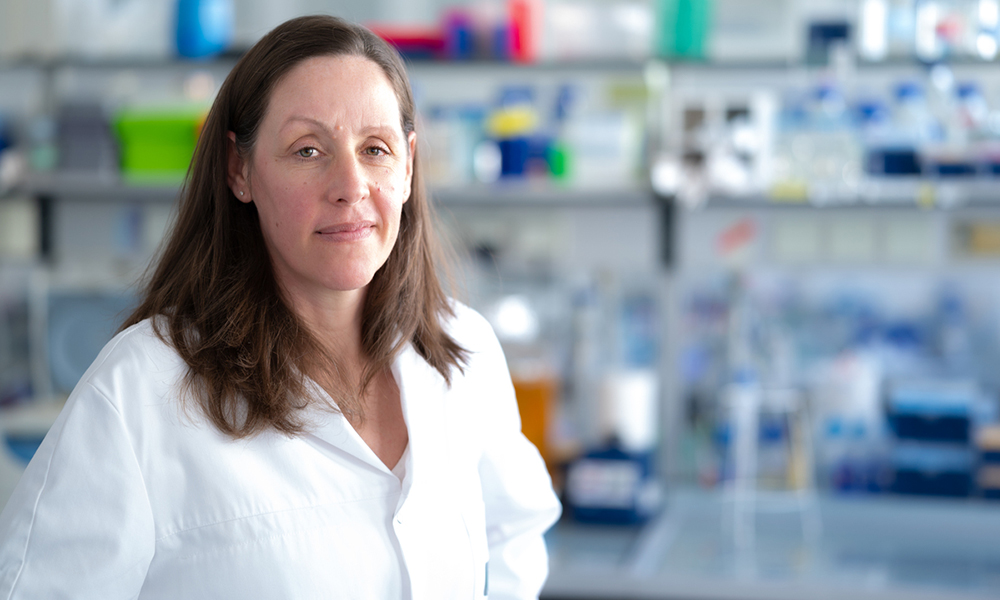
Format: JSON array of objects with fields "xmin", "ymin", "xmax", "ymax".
[
  {"xmin": 955, "ymin": 82, "xmax": 990, "ymax": 133},
  {"xmin": 894, "ymin": 82, "xmax": 943, "ymax": 145},
  {"xmin": 953, "ymin": 82, "xmax": 993, "ymax": 172},
  {"xmin": 857, "ymin": 98, "xmax": 905, "ymax": 176},
  {"xmin": 804, "ymin": 83, "xmax": 862, "ymax": 202},
  {"xmin": 937, "ymin": 286, "xmax": 973, "ymax": 374},
  {"xmin": 889, "ymin": 82, "xmax": 945, "ymax": 176},
  {"xmin": 820, "ymin": 416, "xmax": 849, "ymax": 492}
]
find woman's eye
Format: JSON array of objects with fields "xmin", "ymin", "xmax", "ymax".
[
  {"xmin": 296, "ymin": 147, "xmax": 318, "ymax": 158},
  {"xmin": 365, "ymin": 145, "xmax": 388, "ymax": 157}
]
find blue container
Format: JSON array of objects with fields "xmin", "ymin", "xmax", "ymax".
[
  {"xmin": 929, "ymin": 161, "xmax": 977, "ymax": 177},
  {"xmin": 566, "ymin": 445, "xmax": 658, "ymax": 525},
  {"xmin": 498, "ymin": 137, "xmax": 530, "ymax": 177},
  {"xmin": 889, "ymin": 413, "xmax": 970, "ymax": 443},
  {"xmin": 444, "ymin": 11, "xmax": 475, "ymax": 60},
  {"xmin": 176, "ymin": 0, "xmax": 233, "ymax": 59},
  {"xmin": 866, "ymin": 148, "xmax": 922, "ymax": 176},
  {"xmin": 887, "ymin": 382, "xmax": 975, "ymax": 444},
  {"xmin": 892, "ymin": 469, "xmax": 972, "ymax": 497},
  {"xmin": 890, "ymin": 443, "xmax": 973, "ymax": 497}
]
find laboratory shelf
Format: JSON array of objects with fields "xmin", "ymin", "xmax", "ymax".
[
  {"xmin": 543, "ymin": 488, "xmax": 1000, "ymax": 600},
  {"xmin": 5, "ymin": 54, "xmax": 996, "ymax": 76},
  {"xmin": 13, "ymin": 172, "xmax": 652, "ymax": 208},
  {"xmin": 406, "ymin": 58, "xmax": 648, "ymax": 75},
  {"xmin": 659, "ymin": 57, "xmax": 1000, "ymax": 74},
  {"xmin": 0, "ymin": 55, "xmax": 645, "ymax": 74},
  {"xmin": 693, "ymin": 178, "xmax": 1000, "ymax": 211},
  {"xmin": 0, "ymin": 54, "xmax": 242, "ymax": 70},
  {"xmin": 18, "ymin": 172, "xmax": 1000, "ymax": 211},
  {"xmin": 431, "ymin": 183, "xmax": 651, "ymax": 208},
  {"xmin": 15, "ymin": 172, "xmax": 183, "ymax": 203}
]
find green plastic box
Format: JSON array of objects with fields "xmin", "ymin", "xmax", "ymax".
[{"xmin": 114, "ymin": 106, "xmax": 206, "ymax": 183}]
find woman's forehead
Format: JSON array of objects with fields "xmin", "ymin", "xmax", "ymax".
[{"xmin": 264, "ymin": 55, "xmax": 402, "ymax": 128}]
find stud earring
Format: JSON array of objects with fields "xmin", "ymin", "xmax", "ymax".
[{"xmin": 239, "ymin": 191, "xmax": 244, "ymax": 197}]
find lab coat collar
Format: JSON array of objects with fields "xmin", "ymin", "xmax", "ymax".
[
  {"xmin": 302, "ymin": 342, "xmax": 449, "ymax": 492},
  {"xmin": 302, "ymin": 386, "xmax": 389, "ymax": 476}
]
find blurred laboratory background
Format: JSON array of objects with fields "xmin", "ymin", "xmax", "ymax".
[{"xmin": 3, "ymin": 0, "xmax": 1000, "ymax": 597}]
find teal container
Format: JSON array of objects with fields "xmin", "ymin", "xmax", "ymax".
[{"xmin": 656, "ymin": 0, "xmax": 714, "ymax": 60}]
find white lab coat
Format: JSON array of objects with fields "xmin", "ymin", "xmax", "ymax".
[{"xmin": 0, "ymin": 302, "xmax": 561, "ymax": 599}]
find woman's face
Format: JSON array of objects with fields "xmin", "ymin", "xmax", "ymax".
[{"xmin": 231, "ymin": 54, "xmax": 414, "ymax": 306}]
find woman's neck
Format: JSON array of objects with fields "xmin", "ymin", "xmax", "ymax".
[{"xmin": 286, "ymin": 285, "xmax": 368, "ymax": 370}]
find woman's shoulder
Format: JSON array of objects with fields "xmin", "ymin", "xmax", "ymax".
[
  {"xmin": 76, "ymin": 317, "xmax": 186, "ymax": 405},
  {"xmin": 92, "ymin": 316, "xmax": 180, "ymax": 367},
  {"xmin": 440, "ymin": 299, "xmax": 498, "ymax": 351}
]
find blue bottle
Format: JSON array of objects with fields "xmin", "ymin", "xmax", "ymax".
[{"xmin": 176, "ymin": 0, "xmax": 234, "ymax": 59}]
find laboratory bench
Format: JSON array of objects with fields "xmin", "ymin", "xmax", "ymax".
[{"xmin": 542, "ymin": 488, "xmax": 1000, "ymax": 600}]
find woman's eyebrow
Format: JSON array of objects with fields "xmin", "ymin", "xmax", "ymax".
[
  {"xmin": 280, "ymin": 116, "xmax": 400, "ymax": 140},
  {"xmin": 280, "ymin": 115, "xmax": 334, "ymax": 136},
  {"xmin": 279, "ymin": 115, "xmax": 399, "ymax": 138}
]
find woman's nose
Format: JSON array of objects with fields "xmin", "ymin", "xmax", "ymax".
[{"xmin": 327, "ymin": 155, "xmax": 369, "ymax": 204}]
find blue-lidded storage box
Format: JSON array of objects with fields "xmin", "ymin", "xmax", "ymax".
[
  {"xmin": 887, "ymin": 380, "xmax": 979, "ymax": 443},
  {"xmin": 890, "ymin": 442, "xmax": 974, "ymax": 497}
]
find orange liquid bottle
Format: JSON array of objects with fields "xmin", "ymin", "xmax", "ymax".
[{"xmin": 511, "ymin": 373, "xmax": 558, "ymax": 465}]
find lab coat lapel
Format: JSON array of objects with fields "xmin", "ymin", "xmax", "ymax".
[
  {"xmin": 393, "ymin": 342, "xmax": 449, "ymax": 500},
  {"xmin": 301, "ymin": 344, "xmax": 450, "ymax": 478},
  {"xmin": 303, "ymin": 380, "xmax": 389, "ymax": 474}
]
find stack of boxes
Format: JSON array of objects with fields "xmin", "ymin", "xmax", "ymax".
[{"xmin": 886, "ymin": 380, "xmax": 984, "ymax": 498}]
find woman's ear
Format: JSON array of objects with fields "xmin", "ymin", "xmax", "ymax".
[
  {"xmin": 402, "ymin": 131, "xmax": 416, "ymax": 203},
  {"xmin": 227, "ymin": 131, "xmax": 251, "ymax": 203}
]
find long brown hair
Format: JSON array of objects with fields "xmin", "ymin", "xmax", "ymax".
[{"xmin": 122, "ymin": 15, "xmax": 466, "ymax": 438}]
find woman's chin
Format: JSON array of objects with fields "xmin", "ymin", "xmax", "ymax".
[{"xmin": 320, "ymin": 271, "xmax": 377, "ymax": 294}]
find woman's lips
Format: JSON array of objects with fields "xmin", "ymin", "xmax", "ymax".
[{"xmin": 316, "ymin": 221, "xmax": 375, "ymax": 242}]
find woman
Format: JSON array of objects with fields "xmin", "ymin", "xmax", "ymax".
[{"xmin": 0, "ymin": 15, "xmax": 560, "ymax": 599}]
